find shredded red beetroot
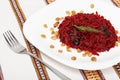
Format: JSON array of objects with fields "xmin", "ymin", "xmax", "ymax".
[{"xmin": 58, "ymin": 12, "xmax": 117, "ymax": 55}]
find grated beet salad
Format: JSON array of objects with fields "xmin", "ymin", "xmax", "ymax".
[{"xmin": 58, "ymin": 12, "xmax": 117, "ymax": 55}]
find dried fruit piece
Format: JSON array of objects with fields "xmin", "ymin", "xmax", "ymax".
[
  {"xmin": 71, "ymin": 10, "xmax": 76, "ymax": 15},
  {"xmin": 91, "ymin": 57, "xmax": 97, "ymax": 62},
  {"xmin": 66, "ymin": 11, "xmax": 71, "ymax": 16},
  {"xmin": 54, "ymin": 22, "xmax": 59, "ymax": 27},
  {"xmin": 51, "ymin": 36, "xmax": 58, "ymax": 40},
  {"xmin": 41, "ymin": 34, "xmax": 46, "ymax": 38},
  {"xmin": 82, "ymin": 53, "xmax": 87, "ymax": 57},
  {"xmin": 117, "ymin": 36, "xmax": 120, "ymax": 43},
  {"xmin": 71, "ymin": 56, "xmax": 77, "ymax": 60},
  {"xmin": 61, "ymin": 43, "xmax": 65, "ymax": 47},
  {"xmin": 50, "ymin": 45, "xmax": 54, "ymax": 48},
  {"xmin": 76, "ymin": 49, "xmax": 81, "ymax": 53},
  {"xmin": 115, "ymin": 42, "xmax": 119, "ymax": 46},
  {"xmin": 43, "ymin": 24, "xmax": 48, "ymax": 28},
  {"xmin": 66, "ymin": 46, "xmax": 72, "ymax": 52},
  {"xmin": 58, "ymin": 50, "xmax": 63, "ymax": 53},
  {"xmin": 79, "ymin": 10, "xmax": 84, "ymax": 13},
  {"xmin": 90, "ymin": 3, "xmax": 95, "ymax": 9}
]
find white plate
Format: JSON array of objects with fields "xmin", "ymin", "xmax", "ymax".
[{"xmin": 23, "ymin": 0, "xmax": 120, "ymax": 70}]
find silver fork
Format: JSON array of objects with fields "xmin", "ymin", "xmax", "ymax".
[{"xmin": 3, "ymin": 30, "xmax": 71, "ymax": 80}]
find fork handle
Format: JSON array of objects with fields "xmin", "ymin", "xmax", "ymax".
[{"xmin": 26, "ymin": 52, "xmax": 71, "ymax": 80}]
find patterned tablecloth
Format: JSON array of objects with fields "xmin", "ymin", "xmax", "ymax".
[{"xmin": 0, "ymin": 0, "xmax": 120, "ymax": 80}]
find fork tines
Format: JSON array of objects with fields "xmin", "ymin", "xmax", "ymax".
[{"xmin": 3, "ymin": 30, "xmax": 19, "ymax": 47}]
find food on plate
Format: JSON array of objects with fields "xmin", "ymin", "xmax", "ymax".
[
  {"xmin": 51, "ymin": 31, "xmax": 59, "ymax": 40},
  {"xmin": 61, "ymin": 43, "xmax": 65, "ymax": 47},
  {"xmin": 66, "ymin": 11, "xmax": 71, "ymax": 16},
  {"xmin": 71, "ymin": 56, "xmax": 77, "ymax": 60},
  {"xmin": 55, "ymin": 17, "xmax": 64, "ymax": 22},
  {"xmin": 90, "ymin": 3, "xmax": 95, "ymax": 9},
  {"xmin": 117, "ymin": 36, "xmax": 120, "ymax": 42},
  {"xmin": 50, "ymin": 44, "xmax": 54, "ymax": 49},
  {"xmin": 51, "ymin": 35, "xmax": 58, "ymax": 40},
  {"xmin": 79, "ymin": 10, "xmax": 84, "ymax": 13},
  {"xmin": 54, "ymin": 22, "xmax": 59, "ymax": 27},
  {"xmin": 76, "ymin": 49, "xmax": 82, "ymax": 53},
  {"xmin": 48, "ymin": 10, "xmax": 120, "ymax": 62},
  {"xmin": 57, "ymin": 12, "xmax": 118, "ymax": 55},
  {"xmin": 115, "ymin": 42, "xmax": 119, "ymax": 46},
  {"xmin": 43, "ymin": 24, "xmax": 48, "ymax": 28},
  {"xmin": 58, "ymin": 49, "xmax": 63, "ymax": 53},
  {"xmin": 66, "ymin": 46, "xmax": 72, "ymax": 52},
  {"xmin": 71, "ymin": 10, "xmax": 76, "ymax": 16},
  {"xmin": 40, "ymin": 34, "xmax": 46, "ymax": 38},
  {"xmin": 91, "ymin": 57, "xmax": 97, "ymax": 62}
]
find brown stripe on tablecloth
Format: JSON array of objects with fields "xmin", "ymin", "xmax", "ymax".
[
  {"xmin": 9, "ymin": 0, "xmax": 49, "ymax": 80},
  {"xmin": 45, "ymin": 0, "xmax": 55, "ymax": 4},
  {"xmin": 113, "ymin": 63, "xmax": 120, "ymax": 78},
  {"xmin": 46, "ymin": 0, "xmax": 106, "ymax": 80},
  {"xmin": 80, "ymin": 70, "xmax": 105, "ymax": 80}
]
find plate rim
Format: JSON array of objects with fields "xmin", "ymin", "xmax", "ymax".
[{"xmin": 23, "ymin": 0, "xmax": 120, "ymax": 70}]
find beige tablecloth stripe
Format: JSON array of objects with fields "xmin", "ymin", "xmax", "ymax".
[
  {"xmin": 113, "ymin": 63, "xmax": 120, "ymax": 78},
  {"xmin": 80, "ymin": 70, "xmax": 105, "ymax": 80},
  {"xmin": 9, "ymin": 0, "xmax": 49, "ymax": 80}
]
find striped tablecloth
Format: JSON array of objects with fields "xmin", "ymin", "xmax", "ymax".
[{"xmin": 0, "ymin": 0, "xmax": 120, "ymax": 80}]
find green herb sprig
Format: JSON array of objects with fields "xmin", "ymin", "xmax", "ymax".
[{"xmin": 73, "ymin": 25, "xmax": 99, "ymax": 33}]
